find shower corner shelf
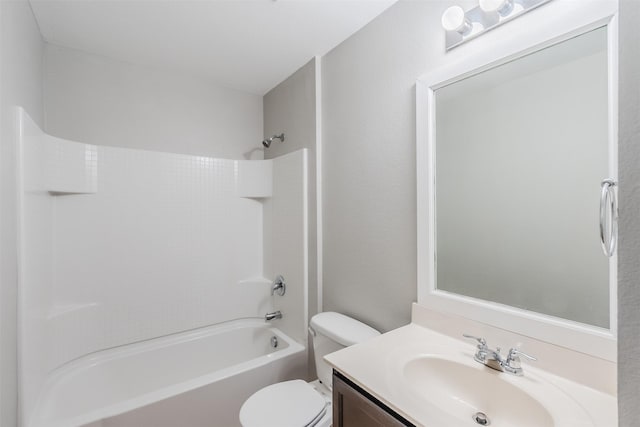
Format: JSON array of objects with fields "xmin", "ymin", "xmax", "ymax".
[
  {"xmin": 45, "ymin": 136, "xmax": 98, "ymax": 195},
  {"xmin": 237, "ymin": 160, "xmax": 273, "ymax": 199}
]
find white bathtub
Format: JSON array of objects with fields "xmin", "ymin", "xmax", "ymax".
[{"xmin": 28, "ymin": 320, "xmax": 306, "ymax": 427}]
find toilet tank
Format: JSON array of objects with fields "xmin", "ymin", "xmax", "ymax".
[{"xmin": 309, "ymin": 312, "xmax": 380, "ymax": 389}]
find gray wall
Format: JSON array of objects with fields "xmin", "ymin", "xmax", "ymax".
[
  {"xmin": 0, "ymin": 1, "xmax": 44, "ymax": 426},
  {"xmin": 44, "ymin": 44, "xmax": 263, "ymax": 160},
  {"xmin": 321, "ymin": 0, "xmax": 474, "ymax": 332},
  {"xmin": 618, "ymin": 1, "xmax": 640, "ymax": 425},
  {"xmin": 263, "ymin": 57, "xmax": 319, "ymax": 321}
]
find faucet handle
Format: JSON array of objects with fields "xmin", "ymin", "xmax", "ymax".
[
  {"xmin": 503, "ymin": 348, "xmax": 536, "ymax": 376},
  {"xmin": 463, "ymin": 334, "xmax": 487, "ymax": 347},
  {"xmin": 271, "ymin": 275, "xmax": 286, "ymax": 296},
  {"xmin": 507, "ymin": 348, "xmax": 537, "ymax": 362}
]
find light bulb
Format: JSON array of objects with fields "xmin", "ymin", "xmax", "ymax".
[
  {"xmin": 441, "ymin": 5, "xmax": 471, "ymax": 34},
  {"xmin": 479, "ymin": 0, "xmax": 514, "ymax": 15}
]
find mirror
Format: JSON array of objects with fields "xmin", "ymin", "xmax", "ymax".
[
  {"xmin": 430, "ymin": 27, "xmax": 614, "ymax": 330},
  {"xmin": 417, "ymin": 9, "xmax": 619, "ymax": 360}
]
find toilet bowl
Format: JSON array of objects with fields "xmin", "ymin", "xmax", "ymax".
[
  {"xmin": 239, "ymin": 312, "xmax": 380, "ymax": 427},
  {"xmin": 240, "ymin": 379, "xmax": 332, "ymax": 427}
]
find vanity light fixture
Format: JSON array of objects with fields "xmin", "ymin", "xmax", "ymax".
[
  {"xmin": 479, "ymin": 0, "xmax": 514, "ymax": 15},
  {"xmin": 441, "ymin": 5, "xmax": 472, "ymax": 35},
  {"xmin": 441, "ymin": 0, "xmax": 553, "ymax": 50}
]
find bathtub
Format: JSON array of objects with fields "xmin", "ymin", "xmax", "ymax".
[{"xmin": 28, "ymin": 319, "xmax": 306, "ymax": 427}]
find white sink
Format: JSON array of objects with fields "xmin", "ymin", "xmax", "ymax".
[
  {"xmin": 324, "ymin": 322, "xmax": 617, "ymax": 427},
  {"xmin": 400, "ymin": 354, "xmax": 594, "ymax": 427},
  {"xmin": 403, "ymin": 356, "xmax": 553, "ymax": 426}
]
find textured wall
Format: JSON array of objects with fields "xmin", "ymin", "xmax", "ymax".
[
  {"xmin": 44, "ymin": 44, "xmax": 263, "ymax": 160},
  {"xmin": 0, "ymin": 1, "xmax": 44, "ymax": 426},
  {"xmin": 618, "ymin": 1, "xmax": 640, "ymax": 425},
  {"xmin": 321, "ymin": 1, "xmax": 473, "ymax": 332}
]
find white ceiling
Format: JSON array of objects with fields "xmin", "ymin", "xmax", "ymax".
[{"xmin": 29, "ymin": 0, "xmax": 397, "ymax": 95}]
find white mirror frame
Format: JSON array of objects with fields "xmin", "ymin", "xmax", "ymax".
[{"xmin": 417, "ymin": 2, "xmax": 618, "ymax": 361}]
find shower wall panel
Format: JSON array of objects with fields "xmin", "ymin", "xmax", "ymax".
[
  {"xmin": 50, "ymin": 147, "xmax": 267, "ymax": 368},
  {"xmin": 264, "ymin": 150, "xmax": 309, "ymax": 345},
  {"xmin": 18, "ymin": 109, "xmax": 310, "ymax": 424}
]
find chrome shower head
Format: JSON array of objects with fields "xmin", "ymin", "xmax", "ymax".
[{"xmin": 261, "ymin": 133, "xmax": 285, "ymax": 148}]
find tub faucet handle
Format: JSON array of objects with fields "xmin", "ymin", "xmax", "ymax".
[{"xmin": 271, "ymin": 275, "xmax": 286, "ymax": 296}]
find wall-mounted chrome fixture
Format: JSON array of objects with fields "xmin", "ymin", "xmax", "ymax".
[
  {"xmin": 442, "ymin": 0, "xmax": 553, "ymax": 50},
  {"xmin": 265, "ymin": 311, "xmax": 282, "ymax": 321},
  {"xmin": 271, "ymin": 275, "xmax": 286, "ymax": 296},
  {"xmin": 262, "ymin": 133, "xmax": 285, "ymax": 148}
]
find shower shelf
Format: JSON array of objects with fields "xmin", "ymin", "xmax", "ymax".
[
  {"xmin": 237, "ymin": 160, "xmax": 273, "ymax": 198},
  {"xmin": 20, "ymin": 108, "xmax": 98, "ymax": 195}
]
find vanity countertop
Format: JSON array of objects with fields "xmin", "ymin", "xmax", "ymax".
[{"xmin": 324, "ymin": 322, "xmax": 617, "ymax": 427}]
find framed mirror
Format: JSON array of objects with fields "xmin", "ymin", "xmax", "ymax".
[{"xmin": 417, "ymin": 10, "xmax": 617, "ymax": 360}]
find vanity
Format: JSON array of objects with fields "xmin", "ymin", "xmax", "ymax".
[
  {"xmin": 332, "ymin": 372, "xmax": 411, "ymax": 427},
  {"xmin": 328, "ymin": 1, "xmax": 619, "ymax": 426},
  {"xmin": 327, "ymin": 304, "xmax": 617, "ymax": 427}
]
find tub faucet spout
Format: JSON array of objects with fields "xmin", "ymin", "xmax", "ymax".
[{"xmin": 265, "ymin": 311, "xmax": 282, "ymax": 321}]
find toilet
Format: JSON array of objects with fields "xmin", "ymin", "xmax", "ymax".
[{"xmin": 239, "ymin": 312, "xmax": 380, "ymax": 427}]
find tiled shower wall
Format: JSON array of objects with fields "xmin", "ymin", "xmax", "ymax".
[
  {"xmin": 50, "ymin": 149, "xmax": 266, "ymax": 367},
  {"xmin": 18, "ymin": 109, "xmax": 308, "ymax": 423}
]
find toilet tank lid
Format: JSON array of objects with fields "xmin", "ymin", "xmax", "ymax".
[{"xmin": 310, "ymin": 312, "xmax": 380, "ymax": 346}]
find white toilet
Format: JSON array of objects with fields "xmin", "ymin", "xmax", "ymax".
[{"xmin": 239, "ymin": 312, "xmax": 380, "ymax": 427}]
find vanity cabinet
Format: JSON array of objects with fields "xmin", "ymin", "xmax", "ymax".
[{"xmin": 332, "ymin": 371, "xmax": 414, "ymax": 427}]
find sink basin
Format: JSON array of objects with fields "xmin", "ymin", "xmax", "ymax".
[
  {"xmin": 324, "ymin": 323, "xmax": 615, "ymax": 427},
  {"xmin": 402, "ymin": 356, "xmax": 591, "ymax": 427}
]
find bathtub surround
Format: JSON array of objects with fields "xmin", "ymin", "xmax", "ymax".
[
  {"xmin": 17, "ymin": 111, "xmax": 309, "ymax": 425},
  {"xmin": 43, "ymin": 44, "xmax": 263, "ymax": 160},
  {"xmin": 262, "ymin": 57, "xmax": 320, "ymax": 378},
  {"xmin": 618, "ymin": 0, "xmax": 640, "ymax": 425},
  {"xmin": 0, "ymin": 1, "xmax": 44, "ymax": 426},
  {"xmin": 262, "ymin": 151, "xmax": 310, "ymax": 347}
]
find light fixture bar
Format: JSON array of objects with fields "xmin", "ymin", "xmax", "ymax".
[{"xmin": 443, "ymin": 0, "xmax": 554, "ymax": 50}]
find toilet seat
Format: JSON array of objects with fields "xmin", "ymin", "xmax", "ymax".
[{"xmin": 239, "ymin": 380, "xmax": 328, "ymax": 427}]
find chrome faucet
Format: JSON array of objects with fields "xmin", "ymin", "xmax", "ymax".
[
  {"xmin": 271, "ymin": 275, "xmax": 286, "ymax": 296},
  {"xmin": 265, "ymin": 311, "xmax": 282, "ymax": 321},
  {"xmin": 463, "ymin": 334, "xmax": 536, "ymax": 376}
]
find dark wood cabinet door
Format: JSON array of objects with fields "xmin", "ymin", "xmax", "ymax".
[{"xmin": 332, "ymin": 371, "xmax": 414, "ymax": 427}]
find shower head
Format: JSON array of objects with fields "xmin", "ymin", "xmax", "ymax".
[{"xmin": 262, "ymin": 133, "xmax": 285, "ymax": 148}]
